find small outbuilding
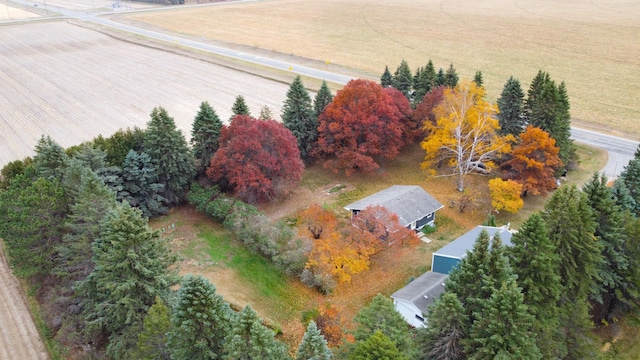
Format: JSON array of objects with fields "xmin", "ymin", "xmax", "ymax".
[
  {"xmin": 390, "ymin": 271, "xmax": 448, "ymax": 328},
  {"xmin": 344, "ymin": 185, "xmax": 443, "ymax": 231},
  {"xmin": 431, "ymin": 225, "xmax": 514, "ymax": 275}
]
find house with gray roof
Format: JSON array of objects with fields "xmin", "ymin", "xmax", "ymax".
[
  {"xmin": 391, "ymin": 271, "xmax": 448, "ymax": 328},
  {"xmin": 431, "ymin": 225, "xmax": 513, "ymax": 275},
  {"xmin": 344, "ymin": 185, "xmax": 443, "ymax": 231},
  {"xmin": 391, "ymin": 225, "xmax": 514, "ymax": 327}
]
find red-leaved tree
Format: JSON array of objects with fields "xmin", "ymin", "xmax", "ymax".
[
  {"xmin": 315, "ymin": 79, "xmax": 405, "ymax": 175},
  {"xmin": 383, "ymin": 87, "xmax": 414, "ymax": 145},
  {"xmin": 351, "ymin": 205, "xmax": 420, "ymax": 252},
  {"xmin": 412, "ymin": 85, "xmax": 446, "ymax": 137},
  {"xmin": 206, "ymin": 115, "xmax": 304, "ymax": 204}
]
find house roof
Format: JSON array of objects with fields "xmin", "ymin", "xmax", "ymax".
[
  {"xmin": 343, "ymin": 185, "xmax": 444, "ymax": 227},
  {"xmin": 434, "ymin": 225, "xmax": 514, "ymax": 260},
  {"xmin": 391, "ymin": 271, "xmax": 448, "ymax": 314}
]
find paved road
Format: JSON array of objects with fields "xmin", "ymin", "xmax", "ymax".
[{"xmin": 6, "ymin": 0, "xmax": 639, "ymax": 178}]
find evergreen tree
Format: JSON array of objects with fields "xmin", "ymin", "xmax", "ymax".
[
  {"xmin": 444, "ymin": 63, "xmax": 459, "ymax": 88},
  {"xmin": 618, "ymin": 146, "xmax": 640, "ymax": 215},
  {"xmin": 497, "ymin": 76, "xmax": 526, "ymax": 136},
  {"xmin": 121, "ymin": 150, "xmax": 167, "ymax": 218},
  {"xmin": 554, "ymin": 81, "xmax": 576, "ymax": 167},
  {"xmin": 393, "ymin": 59, "xmax": 413, "ymax": 99},
  {"xmin": 472, "ymin": 70, "xmax": 484, "ymax": 87},
  {"xmin": 33, "ymin": 134, "xmax": 68, "ymax": 181},
  {"xmin": 413, "ymin": 61, "xmax": 437, "ymax": 104},
  {"xmin": 92, "ymin": 127, "xmax": 145, "ymax": 167},
  {"xmin": 467, "ymin": 280, "xmax": 541, "ymax": 360},
  {"xmin": 282, "ymin": 76, "xmax": 318, "ymax": 161},
  {"xmin": 58, "ymin": 169, "xmax": 116, "ymax": 284},
  {"xmin": 167, "ymin": 275, "xmax": 233, "ymax": 360},
  {"xmin": 507, "ymin": 213, "xmax": 565, "ymax": 358},
  {"xmin": 74, "ymin": 143, "xmax": 111, "ymax": 173},
  {"xmin": 224, "ymin": 305, "xmax": 290, "ymax": 360},
  {"xmin": 314, "ymin": 81, "xmax": 334, "ymax": 119},
  {"xmin": 296, "ymin": 321, "xmax": 332, "ymax": 360},
  {"xmin": 543, "ymin": 185, "xmax": 601, "ymax": 358},
  {"xmin": 416, "ymin": 292, "xmax": 466, "ymax": 360},
  {"xmin": 0, "ymin": 170, "xmax": 67, "ymax": 278},
  {"xmin": 611, "ymin": 178, "xmax": 636, "ymax": 214},
  {"xmin": 620, "ymin": 213, "xmax": 640, "ymax": 311},
  {"xmin": 231, "ymin": 95, "xmax": 251, "ymax": 120},
  {"xmin": 380, "ymin": 66, "xmax": 393, "ymax": 88},
  {"xmin": 136, "ymin": 297, "xmax": 171, "ymax": 360},
  {"xmin": 79, "ymin": 202, "xmax": 178, "ymax": 358},
  {"xmin": 191, "ymin": 101, "xmax": 223, "ymax": 175},
  {"xmin": 352, "ymin": 294, "xmax": 413, "ymax": 355},
  {"xmin": 350, "ymin": 331, "xmax": 407, "ymax": 360},
  {"xmin": 62, "ymin": 157, "xmax": 94, "ymax": 204},
  {"xmin": 143, "ymin": 107, "xmax": 196, "ymax": 205},
  {"xmin": 445, "ymin": 230, "xmax": 492, "ymax": 326},
  {"xmin": 436, "ymin": 67, "xmax": 446, "ymax": 86},
  {"xmin": 582, "ymin": 173, "xmax": 629, "ymax": 316}
]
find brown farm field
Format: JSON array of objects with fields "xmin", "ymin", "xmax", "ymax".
[
  {"xmin": 0, "ymin": 21, "xmax": 291, "ymax": 167},
  {"xmin": 127, "ymin": 0, "xmax": 640, "ymax": 137}
]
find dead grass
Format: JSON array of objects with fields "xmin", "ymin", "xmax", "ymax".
[{"xmin": 127, "ymin": 0, "xmax": 640, "ymax": 137}]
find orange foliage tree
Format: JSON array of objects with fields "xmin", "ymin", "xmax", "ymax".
[
  {"xmin": 421, "ymin": 82, "xmax": 514, "ymax": 191},
  {"xmin": 301, "ymin": 205, "xmax": 375, "ymax": 284},
  {"xmin": 488, "ymin": 178, "xmax": 524, "ymax": 213},
  {"xmin": 503, "ymin": 126, "xmax": 563, "ymax": 196},
  {"xmin": 315, "ymin": 79, "xmax": 405, "ymax": 175}
]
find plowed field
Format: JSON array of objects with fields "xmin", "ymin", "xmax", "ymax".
[{"xmin": 0, "ymin": 21, "xmax": 289, "ymax": 166}]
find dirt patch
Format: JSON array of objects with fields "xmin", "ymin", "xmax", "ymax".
[{"xmin": 0, "ymin": 244, "xmax": 49, "ymax": 359}]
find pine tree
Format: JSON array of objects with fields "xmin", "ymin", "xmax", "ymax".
[
  {"xmin": 497, "ymin": 76, "xmax": 525, "ymax": 136},
  {"xmin": 582, "ymin": 173, "xmax": 629, "ymax": 316},
  {"xmin": 121, "ymin": 150, "xmax": 167, "ymax": 218},
  {"xmin": 467, "ymin": 280, "xmax": 541, "ymax": 360},
  {"xmin": 167, "ymin": 275, "xmax": 233, "ymax": 360},
  {"xmin": 473, "ymin": 70, "xmax": 484, "ymax": 87},
  {"xmin": 80, "ymin": 202, "xmax": 178, "ymax": 358},
  {"xmin": 191, "ymin": 101, "xmax": 223, "ymax": 175},
  {"xmin": 231, "ymin": 95, "xmax": 251, "ymax": 121},
  {"xmin": 413, "ymin": 61, "xmax": 436, "ymax": 103},
  {"xmin": 618, "ymin": 146, "xmax": 640, "ymax": 215},
  {"xmin": 0, "ymin": 171, "xmax": 67, "ymax": 279},
  {"xmin": 143, "ymin": 107, "xmax": 195, "ymax": 205},
  {"xmin": 393, "ymin": 59, "xmax": 413, "ymax": 99},
  {"xmin": 352, "ymin": 293, "xmax": 413, "ymax": 355},
  {"xmin": 554, "ymin": 81, "xmax": 576, "ymax": 167},
  {"xmin": 543, "ymin": 185, "xmax": 601, "ymax": 358},
  {"xmin": 444, "ymin": 63, "xmax": 459, "ymax": 88},
  {"xmin": 33, "ymin": 134, "xmax": 68, "ymax": 181},
  {"xmin": 507, "ymin": 213, "xmax": 565, "ymax": 358},
  {"xmin": 380, "ymin": 66, "xmax": 393, "ymax": 87},
  {"xmin": 296, "ymin": 321, "xmax": 332, "ymax": 360},
  {"xmin": 445, "ymin": 230, "xmax": 492, "ymax": 325},
  {"xmin": 136, "ymin": 297, "xmax": 171, "ymax": 360},
  {"xmin": 224, "ymin": 305, "xmax": 290, "ymax": 360},
  {"xmin": 620, "ymin": 213, "xmax": 640, "ymax": 310},
  {"xmin": 314, "ymin": 81, "xmax": 334, "ymax": 119},
  {"xmin": 282, "ymin": 76, "xmax": 318, "ymax": 161},
  {"xmin": 611, "ymin": 178, "xmax": 636, "ymax": 214},
  {"xmin": 436, "ymin": 68, "xmax": 446, "ymax": 86},
  {"xmin": 350, "ymin": 331, "xmax": 408, "ymax": 360},
  {"xmin": 416, "ymin": 292, "xmax": 466, "ymax": 360},
  {"xmin": 58, "ymin": 169, "xmax": 116, "ymax": 284},
  {"xmin": 92, "ymin": 126, "xmax": 145, "ymax": 167}
]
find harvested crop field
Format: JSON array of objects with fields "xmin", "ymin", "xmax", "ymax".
[
  {"xmin": 127, "ymin": 0, "xmax": 640, "ymax": 135},
  {"xmin": 0, "ymin": 245, "xmax": 49, "ymax": 360},
  {"xmin": 0, "ymin": 21, "xmax": 289, "ymax": 166}
]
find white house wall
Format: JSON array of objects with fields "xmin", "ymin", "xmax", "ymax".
[{"xmin": 393, "ymin": 298, "xmax": 426, "ymax": 328}]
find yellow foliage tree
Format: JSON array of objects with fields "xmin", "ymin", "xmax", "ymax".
[
  {"xmin": 421, "ymin": 82, "xmax": 514, "ymax": 191},
  {"xmin": 488, "ymin": 178, "xmax": 524, "ymax": 213}
]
